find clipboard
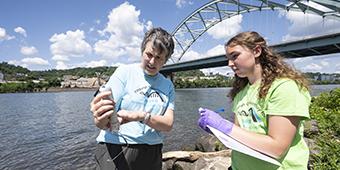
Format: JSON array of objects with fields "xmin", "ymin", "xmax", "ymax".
[{"xmin": 207, "ymin": 125, "xmax": 282, "ymax": 166}]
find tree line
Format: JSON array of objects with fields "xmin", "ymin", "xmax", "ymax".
[{"xmin": 1, "ymin": 62, "xmax": 340, "ymax": 93}]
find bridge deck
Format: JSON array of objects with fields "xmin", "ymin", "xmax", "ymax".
[{"xmin": 161, "ymin": 32, "xmax": 340, "ymax": 74}]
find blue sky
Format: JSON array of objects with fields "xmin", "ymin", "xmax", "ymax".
[{"xmin": 0, "ymin": 0, "xmax": 339, "ymax": 74}]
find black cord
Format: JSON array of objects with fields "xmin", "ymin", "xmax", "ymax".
[{"xmin": 106, "ymin": 132, "xmax": 129, "ymax": 162}]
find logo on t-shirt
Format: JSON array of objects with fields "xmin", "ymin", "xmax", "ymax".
[{"xmin": 236, "ymin": 103, "xmax": 266, "ymax": 133}]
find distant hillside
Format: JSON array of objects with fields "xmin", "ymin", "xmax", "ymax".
[
  {"xmin": 0, "ymin": 62, "xmax": 30, "ymax": 75},
  {"xmin": 0, "ymin": 62, "xmax": 117, "ymax": 81},
  {"xmin": 30, "ymin": 66, "xmax": 117, "ymax": 80}
]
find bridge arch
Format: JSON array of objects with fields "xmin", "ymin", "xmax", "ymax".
[{"xmin": 170, "ymin": 0, "xmax": 340, "ymax": 63}]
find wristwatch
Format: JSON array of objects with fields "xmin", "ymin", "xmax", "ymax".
[{"xmin": 143, "ymin": 112, "xmax": 151, "ymax": 124}]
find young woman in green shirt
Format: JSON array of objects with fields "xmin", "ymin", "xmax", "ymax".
[{"xmin": 198, "ymin": 31, "xmax": 311, "ymax": 170}]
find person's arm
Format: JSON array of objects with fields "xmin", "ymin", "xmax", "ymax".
[
  {"xmin": 116, "ymin": 108, "xmax": 174, "ymax": 132},
  {"xmin": 144, "ymin": 109, "xmax": 174, "ymax": 131},
  {"xmin": 198, "ymin": 108, "xmax": 300, "ymax": 159},
  {"xmin": 229, "ymin": 115, "xmax": 300, "ymax": 159}
]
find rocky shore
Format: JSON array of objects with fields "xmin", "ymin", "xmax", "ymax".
[{"xmin": 162, "ymin": 149, "xmax": 231, "ymax": 170}]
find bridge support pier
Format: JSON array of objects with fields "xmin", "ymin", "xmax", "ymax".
[{"xmin": 162, "ymin": 72, "xmax": 174, "ymax": 83}]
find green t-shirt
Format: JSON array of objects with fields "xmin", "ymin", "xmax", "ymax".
[{"xmin": 231, "ymin": 78, "xmax": 311, "ymax": 170}]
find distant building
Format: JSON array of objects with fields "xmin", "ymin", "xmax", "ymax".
[
  {"xmin": 16, "ymin": 73, "xmax": 27, "ymax": 77},
  {"xmin": 60, "ymin": 77, "xmax": 106, "ymax": 88},
  {"xmin": 225, "ymin": 72, "xmax": 235, "ymax": 79},
  {"xmin": 316, "ymin": 74, "xmax": 335, "ymax": 81},
  {"xmin": 63, "ymin": 75, "xmax": 79, "ymax": 81}
]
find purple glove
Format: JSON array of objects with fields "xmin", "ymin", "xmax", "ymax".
[{"xmin": 198, "ymin": 108, "xmax": 233, "ymax": 135}]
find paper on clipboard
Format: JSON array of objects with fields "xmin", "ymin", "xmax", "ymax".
[{"xmin": 207, "ymin": 125, "xmax": 281, "ymax": 166}]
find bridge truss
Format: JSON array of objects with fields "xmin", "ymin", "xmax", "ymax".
[{"xmin": 170, "ymin": 0, "xmax": 340, "ymax": 63}]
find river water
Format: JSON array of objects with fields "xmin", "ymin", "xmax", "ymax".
[{"xmin": 0, "ymin": 84, "xmax": 339, "ymax": 169}]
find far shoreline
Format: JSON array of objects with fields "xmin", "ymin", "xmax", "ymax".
[
  {"xmin": 1, "ymin": 84, "xmax": 340, "ymax": 94},
  {"xmin": 47, "ymin": 87, "xmax": 98, "ymax": 93},
  {"xmin": 0, "ymin": 87, "xmax": 98, "ymax": 94}
]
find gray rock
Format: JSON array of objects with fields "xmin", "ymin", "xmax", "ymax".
[
  {"xmin": 304, "ymin": 120, "xmax": 319, "ymax": 138},
  {"xmin": 162, "ymin": 150, "xmax": 231, "ymax": 170},
  {"xmin": 195, "ymin": 135, "xmax": 226, "ymax": 152}
]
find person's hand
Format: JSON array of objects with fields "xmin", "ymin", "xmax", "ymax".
[
  {"xmin": 198, "ymin": 108, "xmax": 233, "ymax": 135},
  {"xmin": 90, "ymin": 91, "xmax": 115, "ymax": 129},
  {"xmin": 117, "ymin": 110, "xmax": 146, "ymax": 124}
]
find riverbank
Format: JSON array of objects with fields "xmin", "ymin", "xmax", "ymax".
[{"xmin": 46, "ymin": 87, "xmax": 97, "ymax": 92}]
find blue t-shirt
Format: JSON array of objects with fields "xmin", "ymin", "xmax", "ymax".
[{"xmin": 96, "ymin": 64, "xmax": 175, "ymax": 145}]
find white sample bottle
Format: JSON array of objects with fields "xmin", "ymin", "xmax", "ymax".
[{"xmin": 99, "ymin": 85, "xmax": 119, "ymax": 132}]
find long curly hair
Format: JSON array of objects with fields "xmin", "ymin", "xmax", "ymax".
[{"xmin": 225, "ymin": 31, "xmax": 310, "ymax": 100}]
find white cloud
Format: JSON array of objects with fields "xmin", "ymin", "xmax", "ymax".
[
  {"xmin": 0, "ymin": 27, "xmax": 14, "ymax": 41},
  {"xmin": 94, "ymin": 2, "xmax": 148, "ymax": 61},
  {"xmin": 291, "ymin": 57, "xmax": 311, "ymax": 64},
  {"xmin": 103, "ymin": 2, "xmax": 144, "ymax": 42},
  {"xmin": 176, "ymin": 0, "xmax": 193, "ymax": 8},
  {"xmin": 201, "ymin": 45, "xmax": 231, "ymax": 76},
  {"xmin": 78, "ymin": 60, "xmax": 107, "ymax": 68},
  {"xmin": 94, "ymin": 36, "xmax": 127, "ymax": 59},
  {"xmin": 207, "ymin": 15, "xmax": 243, "ymax": 40},
  {"xmin": 173, "ymin": 44, "xmax": 226, "ymax": 64},
  {"xmin": 320, "ymin": 60, "xmax": 329, "ymax": 67},
  {"xmin": 302, "ymin": 63, "xmax": 323, "ymax": 72},
  {"xmin": 287, "ymin": 54, "xmax": 340, "ymax": 73},
  {"xmin": 125, "ymin": 46, "xmax": 141, "ymax": 63},
  {"xmin": 336, "ymin": 63, "xmax": 340, "ymax": 73},
  {"xmin": 146, "ymin": 21, "xmax": 153, "ymax": 31},
  {"xmin": 175, "ymin": 49, "xmax": 201, "ymax": 62},
  {"xmin": 8, "ymin": 60, "xmax": 21, "ymax": 66},
  {"xmin": 56, "ymin": 61, "xmax": 68, "ymax": 70},
  {"xmin": 97, "ymin": 30, "xmax": 105, "ymax": 37},
  {"xmin": 206, "ymin": 44, "xmax": 225, "ymax": 57},
  {"xmin": 172, "ymin": 44, "xmax": 226, "ymax": 63},
  {"xmin": 21, "ymin": 57, "xmax": 49, "ymax": 65},
  {"xmin": 21, "ymin": 46, "xmax": 38, "ymax": 56},
  {"xmin": 49, "ymin": 29, "xmax": 92, "ymax": 64},
  {"xmin": 14, "ymin": 27, "xmax": 27, "ymax": 37},
  {"xmin": 111, "ymin": 62, "xmax": 128, "ymax": 67},
  {"xmin": 89, "ymin": 27, "xmax": 95, "ymax": 33},
  {"xmin": 8, "ymin": 57, "xmax": 49, "ymax": 69},
  {"xmin": 280, "ymin": 10, "xmax": 340, "ymax": 41},
  {"xmin": 52, "ymin": 55, "xmax": 69, "ymax": 61},
  {"xmin": 172, "ymin": 44, "xmax": 231, "ymax": 75}
]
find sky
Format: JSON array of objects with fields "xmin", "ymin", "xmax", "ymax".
[{"xmin": 0, "ymin": 0, "xmax": 340, "ymax": 74}]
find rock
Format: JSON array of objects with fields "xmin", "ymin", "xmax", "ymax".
[
  {"xmin": 196, "ymin": 154, "xmax": 231, "ymax": 170},
  {"xmin": 163, "ymin": 151, "xmax": 202, "ymax": 162},
  {"xmin": 304, "ymin": 137, "xmax": 320, "ymax": 156},
  {"xmin": 162, "ymin": 159, "xmax": 175, "ymax": 170},
  {"xmin": 304, "ymin": 120, "xmax": 319, "ymax": 138},
  {"xmin": 180, "ymin": 144, "xmax": 196, "ymax": 151},
  {"xmin": 195, "ymin": 135, "xmax": 226, "ymax": 152},
  {"xmin": 162, "ymin": 150, "xmax": 231, "ymax": 170},
  {"xmin": 173, "ymin": 161, "xmax": 198, "ymax": 170}
]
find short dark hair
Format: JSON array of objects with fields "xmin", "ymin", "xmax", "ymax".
[{"xmin": 141, "ymin": 27, "xmax": 174, "ymax": 62}]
